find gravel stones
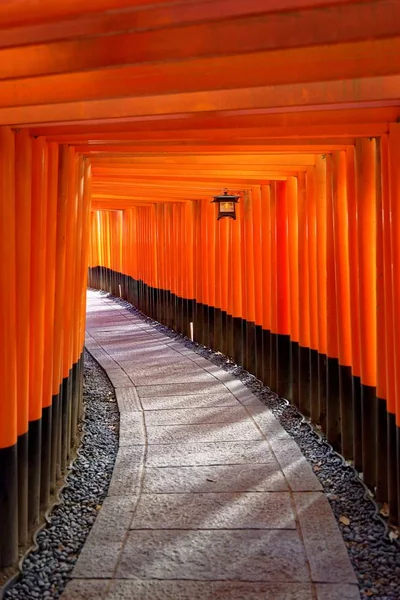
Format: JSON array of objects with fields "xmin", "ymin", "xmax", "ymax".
[{"xmin": 4, "ymin": 351, "xmax": 119, "ymax": 600}]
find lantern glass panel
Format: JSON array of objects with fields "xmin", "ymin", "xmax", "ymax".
[{"xmin": 220, "ymin": 201, "xmax": 235, "ymax": 213}]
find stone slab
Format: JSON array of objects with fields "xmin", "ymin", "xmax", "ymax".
[
  {"xmin": 61, "ymin": 579, "xmax": 109, "ymax": 600},
  {"xmin": 270, "ymin": 439, "xmax": 322, "ymax": 492},
  {"xmin": 124, "ymin": 361, "xmax": 202, "ymax": 376},
  {"xmin": 116, "ymin": 529, "xmax": 310, "ymax": 581},
  {"xmin": 131, "ymin": 370, "xmax": 216, "ymax": 386},
  {"xmin": 107, "ymin": 446, "xmax": 144, "ymax": 496},
  {"xmin": 114, "ymin": 387, "xmax": 142, "ymax": 412},
  {"xmin": 140, "ymin": 392, "xmax": 239, "ymax": 411},
  {"xmin": 224, "ymin": 380, "xmax": 263, "ymax": 406},
  {"xmin": 146, "ymin": 421, "xmax": 263, "ymax": 444},
  {"xmin": 143, "ymin": 406, "xmax": 249, "ymax": 426},
  {"xmin": 201, "ymin": 363, "xmax": 236, "ymax": 382},
  {"xmin": 248, "ymin": 405, "xmax": 292, "ymax": 441},
  {"xmin": 130, "ymin": 491, "xmax": 296, "ymax": 529},
  {"xmin": 105, "ymin": 368, "xmax": 133, "ymax": 388},
  {"xmin": 72, "ymin": 541, "xmax": 123, "ymax": 579},
  {"xmin": 293, "ymin": 492, "xmax": 357, "ymax": 584},
  {"xmin": 86, "ymin": 497, "xmax": 136, "ymax": 544},
  {"xmin": 136, "ymin": 381, "xmax": 229, "ymax": 398},
  {"xmin": 142, "ymin": 463, "xmax": 289, "ymax": 493},
  {"xmin": 145, "ymin": 440, "xmax": 275, "ymax": 467},
  {"xmin": 106, "ymin": 581, "xmax": 314, "ymax": 600},
  {"xmin": 118, "ymin": 356, "xmax": 191, "ymax": 370},
  {"xmin": 119, "ymin": 411, "xmax": 146, "ymax": 445},
  {"xmin": 315, "ymin": 584, "xmax": 361, "ymax": 600}
]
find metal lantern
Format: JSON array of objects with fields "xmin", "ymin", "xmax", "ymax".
[{"xmin": 212, "ymin": 188, "xmax": 240, "ymax": 220}]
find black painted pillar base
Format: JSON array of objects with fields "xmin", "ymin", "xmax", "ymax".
[
  {"xmin": 28, "ymin": 417, "xmax": 42, "ymax": 530},
  {"xmin": 208, "ymin": 306, "xmax": 215, "ymax": 350},
  {"xmin": 71, "ymin": 361, "xmax": 79, "ymax": 446},
  {"xmin": 232, "ymin": 317, "xmax": 243, "ymax": 367},
  {"xmin": 241, "ymin": 320, "xmax": 248, "ymax": 370},
  {"xmin": 226, "ymin": 314, "xmax": 234, "ymax": 360},
  {"xmin": 387, "ymin": 414, "xmax": 398, "ymax": 523},
  {"xmin": 396, "ymin": 425, "xmax": 400, "ymax": 524},
  {"xmin": 187, "ymin": 299, "xmax": 194, "ymax": 340},
  {"xmin": 326, "ymin": 356, "xmax": 341, "ymax": 452},
  {"xmin": 0, "ymin": 443, "xmax": 18, "ymax": 567},
  {"xmin": 17, "ymin": 431, "xmax": 29, "ymax": 545},
  {"xmin": 376, "ymin": 397, "xmax": 388, "ymax": 504},
  {"xmin": 262, "ymin": 329, "xmax": 271, "ymax": 387},
  {"xmin": 352, "ymin": 375, "xmax": 363, "ymax": 472},
  {"xmin": 50, "ymin": 390, "xmax": 61, "ymax": 487},
  {"xmin": 291, "ymin": 341, "xmax": 300, "ymax": 408},
  {"xmin": 61, "ymin": 375, "xmax": 70, "ymax": 472},
  {"xmin": 299, "ymin": 345, "xmax": 311, "ymax": 416},
  {"xmin": 255, "ymin": 324, "xmax": 263, "ymax": 381},
  {"xmin": 40, "ymin": 405, "xmax": 52, "ymax": 509},
  {"xmin": 214, "ymin": 308, "xmax": 223, "ymax": 352},
  {"xmin": 245, "ymin": 321, "xmax": 256, "ymax": 376},
  {"xmin": 269, "ymin": 332, "xmax": 278, "ymax": 391},
  {"xmin": 276, "ymin": 333, "xmax": 291, "ymax": 399},
  {"xmin": 310, "ymin": 349, "xmax": 319, "ymax": 424},
  {"xmin": 340, "ymin": 365, "xmax": 354, "ymax": 460},
  {"xmin": 318, "ymin": 353, "xmax": 327, "ymax": 429},
  {"xmin": 193, "ymin": 301, "xmax": 203, "ymax": 346},
  {"xmin": 361, "ymin": 383, "xmax": 377, "ymax": 490}
]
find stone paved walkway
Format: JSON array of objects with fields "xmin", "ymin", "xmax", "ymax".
[{"xmin": 62, "ymin": 291, "xmax": 359, "ymax": 600}]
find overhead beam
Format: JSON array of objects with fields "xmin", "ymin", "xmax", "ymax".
[
  {"xmin": 87, "ymin": 153, "xmax": 316, "ymax": 166},
  {"xmin": 0, "ymin": 0, "xmax": 370, "ymax": 48},
  {"xmin": 31, "ymin": 106, "xmax": 400, "ymax": 137},
  {"xmin": 1, "ymin": 1, "xmax": 398, "ymax": 79},
  {"xmin": 2, "ymin": 37, "xmax": 399, "ymax": 109}
]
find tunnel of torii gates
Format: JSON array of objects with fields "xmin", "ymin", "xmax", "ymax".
[{"xmin": 0, "ymin": 0, "xmax": 400, "ymax": 570}]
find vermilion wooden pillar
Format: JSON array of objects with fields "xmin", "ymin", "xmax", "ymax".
[
  {"xmin": 315, "ymin": 155, "xmax": 328, "ymax": 428},
  {"xmin": 51, "ymin": 145, "xmax": 70, "ymax": 484},
  {"xmin": 346, "ymin": 145, "xmax": 363, "ymax": 471},
  {"xmin": 287, "ymin": 176, "xmax": 299, "ymax": 406},
  {"xmin": 298, "ymin": 172, "xmax": 311, "ymax": 416},
  {"xmin": 275, "ymin": 181, "xmax": 291, "ymax": 398},
  {"xmin": 14, "ymin": 130, "xmax": 32, "ymax": 546},
  {"xmin": 355, "ymin": 137, "xmax": 377, "ymax": 490},
  {"xmin": 380, "ymin": 135, "xmax": 397, "ymax": 518},
  {"xmin": 29, "ymin": 137, "xmax": 48, "ymax": 529},
  {"xmin": 41, "ymin": 141, "xmax": 58, "ymax": 509},
  {"xmin": 306, "ymin": 168, "xmax": 320, "ymax": 424},
  {"xmin": 388, "ymin": 124, "xmax": 400, "ymax": 523},
  {"xmin": 325, "ymin": 153, "xmax": 341, "ymax": 450},
  {"xmin": 0, "ymin": 127, "xmax": 18, "ymax": 568},
  {"xmin": 332, "ymin": 150, "xmax": 353, "ymax": 459},
  {"xmin": 252, "ymin": 186, "xmax": 264, "ymax": 381},
  {"xmin": 261, "ymin": 184, "xmax": 272, "ymax": 386}
]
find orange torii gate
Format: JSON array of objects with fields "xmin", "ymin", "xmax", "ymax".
[{"xmin": 0, "ymin": 0, "xmax": 400, "ymax": 569}]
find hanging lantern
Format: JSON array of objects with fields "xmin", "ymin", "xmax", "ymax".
[{"xmin": 212, "ymin": 188, "xmax": 240, "ymax": 220}]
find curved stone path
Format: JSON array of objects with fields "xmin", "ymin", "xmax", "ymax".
[{"xmin": 62, "ymin": 291, "xmax": 359, "ymax": 600}]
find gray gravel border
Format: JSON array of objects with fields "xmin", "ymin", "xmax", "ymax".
[{"xmin": 2, "ymin": 351, "xmax": 119, "ymax": 600}]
